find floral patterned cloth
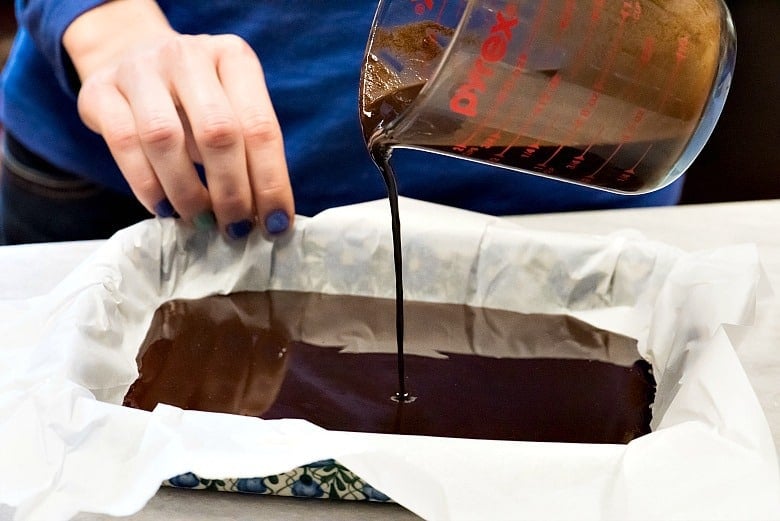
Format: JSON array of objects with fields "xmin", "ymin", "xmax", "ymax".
[{"xmin": 165, "ymin": 459, "xmax": 391, "ymax": 502}]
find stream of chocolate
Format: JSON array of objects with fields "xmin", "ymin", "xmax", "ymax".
[
  {"xmin": 360, "ymin": 21, "xmax": 458, "ymax": 403},
  {"xmin": 124, "ymin": 291, "xmax": 655, "ymax": 444},
  {"xmin": 374, "ymin": 147, "xmax": 409, "ymax": 402},
  {"xmin": 358, "ymin": 11, "xmax": 721, "ymax": 404}
]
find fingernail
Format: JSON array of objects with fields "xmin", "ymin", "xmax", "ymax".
[
  {"xmin": 264, "ymin": 209, "xmax": 290, "ymax": 235},
  {"xmin": 193, "ymin": 210, "xmax": 216, "ymax": 230},
  {"xmin": 154, "ymin": 198, "xmax": 178, "ymax": 218},
  {"xmin": 226, "ymin": 219, "xmax": 254, "ymax": 239}
]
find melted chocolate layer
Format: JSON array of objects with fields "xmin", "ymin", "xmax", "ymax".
[{"xmin": 124, "ymin": 291, "xmax": 655, "ymax": 444}]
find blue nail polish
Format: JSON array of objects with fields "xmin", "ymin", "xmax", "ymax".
[
  {"xmin": 265, "ymin": 209, "xmax": 290, "ymax": 235},
  {"xmin": 226, "ymin": 219, "xmax": 254, "ymax": 239},
  {"xmin": 154, "ymin": 198, "xmax": 177, "ymax": 218}
]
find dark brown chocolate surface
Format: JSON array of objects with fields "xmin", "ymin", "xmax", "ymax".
[{"xmin": 124, "ymin": 291, "xmax": 655, "ymax": 444}]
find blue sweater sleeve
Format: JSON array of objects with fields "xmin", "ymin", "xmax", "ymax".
[{"xmin": 15, "ymin": 0, "xmax": 111, "ymax": 96}]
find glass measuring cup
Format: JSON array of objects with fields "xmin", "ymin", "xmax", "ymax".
[{"xmin": 360, "ymin": 0, "xmax": 736, "ymax": 194}]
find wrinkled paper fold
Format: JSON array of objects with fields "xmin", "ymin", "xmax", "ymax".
[{"xmin": 0, "ymin": 198, "xmax": 778, "ymax": 520}]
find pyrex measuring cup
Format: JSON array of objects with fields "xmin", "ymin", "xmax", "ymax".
[{"xmin": 360, "ymin": 0, "xmax": 736, "ymax": 194}]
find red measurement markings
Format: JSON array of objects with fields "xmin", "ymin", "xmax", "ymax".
[
  {"xmin": 531, "ymin": 73, "xmax": 563, "ymax": 119},
  {"xmin": 414, "ymin": 0, "xmax": 454, "ymax": 25},
  {"xmin": 452, "ymin": 1, "xmax": 539, "ymax": 154},
  {"xmin": 559, "ymin": 0, "xmax": 576, "ymax": 30},
  {"xmin": 611, "ymin": 32, "xmax": 690, "ymax": 182},
  {"xmin": 531, "ymin": 116, "xmax": 566, "ymax": 173},
  {"xmin": 452, "ymin": 50, "xmax": 527, "ymax": 158},
  {"xmin": 494, "ymin": 0, "xmax": 577, "ymax": 150},
  {"xmin": 510, "ymin": 71, "xmax": 564, "ymax": 153},
  {"xmin": 621, "ymin": 143, "xmax": 653, "ymax": 179},
  {"xmin": 619, "ymin": 99, "xmax": 649, "ymax": 143},
  {"xmin": 421, "ymin": 0, "xmax": 453, "ymax": 52},
  {"xmin": 590, "ymin": 0, "xmax": 606, "ymax": 22},
  {"xmin": 449, "ymin": 5, "xmax": 519, "ymax": 118},
  {"xmin": 640, "ymin": 33, "xmax": 654, "ymax": 64},
  {"xmin": 454, "ymin": 0, "xmax": 556, "ymax": 155},
  {"xmin": 424, "ymin": 24, "xmax": 449, "ymax": 53},
  {"xmin": 612, "ymin": 34, "xmax": 655, "ymax": 113},
  {"xmin": 655, "ymin": 34, "xmax": 689, "ymax": 111},
  {"xmin": 569, "ymin": 127, "xmax": 608, "ymax": 183},
  {"xmin": 546, "ymin": 1, "xmax": 641, "ymax": 167},
  {"xmin": 530, "ymin": 0, "xmax": 606, "ymax": 161},
  {"xmin": 491, "ymin": 0, "xmax": 606, "ymax": 163},
  {"xmin": 538, "ymin": 146, "xmax": 565, "ymax": 172},
  {"xmin": 594, "ymin": 1, "xmax": 639, "ymax": 92},
  {"xmin": 435, "ymin": 0, "xmax": 450, "ymax": 23},
  {"xmin": 412, "ymin": 0, "xmax": 434, "ymax": 16},
  {"xmin": 532, "ymin": 0, "xmax": 640, "ymax": 171},
  {"xmin": 521, "ymin": 120, "xmax": 561, "ymax": 167},
  {"xmin": 588, "ymin": 33, "xmax": 656, "ymax": 179}
]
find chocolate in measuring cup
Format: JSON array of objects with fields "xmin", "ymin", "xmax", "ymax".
[{"xmin": 360, "ymin": 0, "xmax": 736, "ymax": 194}]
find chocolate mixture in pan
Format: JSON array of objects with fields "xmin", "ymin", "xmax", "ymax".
[{"xmin": 124, "ymin": 290, "xmax": 655, "ymax": 444}]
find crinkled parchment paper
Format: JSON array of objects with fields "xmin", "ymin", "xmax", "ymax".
[{"xmin": 0, "ymin": 198, "xmax": 778, "ymax": 520}]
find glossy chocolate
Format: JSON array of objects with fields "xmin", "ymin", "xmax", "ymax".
[{"xmin": 124, "ymin": 291, "xmax": 655, "ymax": 444}]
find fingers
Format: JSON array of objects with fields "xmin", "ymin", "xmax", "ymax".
[
  {"xmin": 77, "ymin": 34, "xmax": 294, "ymax": 239},
  {"xmin": 116, "ymin": 57, "xmax": 212, "ymax": 221},
  {"xmin": 170, "ymin": 37, "xmax": 260, "ymax": 236},
  {"xmin": 213, "ymin": 36, "xmax": 295, "ymax": 235},
  {"xmin": 78, "ymin": 78, "xmax": 164, "ymax": 216}
]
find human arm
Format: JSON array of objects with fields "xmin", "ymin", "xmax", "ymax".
[{"xmin": 59, "ymin": 0, "xmax": 294, "ymax": 237}]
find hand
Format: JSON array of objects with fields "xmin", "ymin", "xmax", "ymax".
[{"xmin": 64, "ymin": 0, "xmax": 294, "ymax": 238}]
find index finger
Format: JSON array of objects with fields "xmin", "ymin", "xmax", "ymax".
[{"xmin": 214, "ymin": 37, "xmax": 295, "ymax": 236}]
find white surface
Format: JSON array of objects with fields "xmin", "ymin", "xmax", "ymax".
[
  {"xmin": 507, "ymin": 199, "xmax": 780, "ymax": 453},
  {"xmin": 0, "ymin": 199, "xmax": 779, "ymax": 520}
]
